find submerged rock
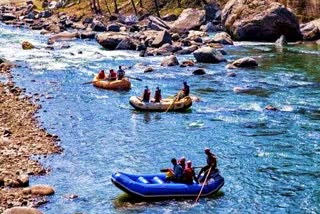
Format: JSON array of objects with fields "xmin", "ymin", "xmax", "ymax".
[
  {"xmin": 227, "ymin": 57, "xmax": 258, "ymax": 69},
  {"xmin": 22, "ymin": 41, "xmax": 35, "ymax": 50}
]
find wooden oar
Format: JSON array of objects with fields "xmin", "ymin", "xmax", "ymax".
[
  {"xmin": 195, "ymin": 166, "xmax": 212, "ymax": 203},
  {"xmin": 126, "ymin": 76, "xmax": 142, "ymax": 81},
  {"xmin": 165, "ymin": 90, "xmax": 182, "ymax": 113}
]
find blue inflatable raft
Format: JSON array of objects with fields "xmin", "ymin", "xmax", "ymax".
[{"xmin": 111, "ymin": 170, "xmax": 224, "ymax": 198}]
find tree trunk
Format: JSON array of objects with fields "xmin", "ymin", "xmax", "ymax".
[
  {"xmin": 104, "ymin": 0, "xmax": 112, "ymax": 15},
  {"xmin": 177, "ymin": 0, "xmax": 181, "ymax": 7},
  {"xmin": 131, "ymin": 0, "xmax": 138, "ymax": 16},
  {"xmin": 113, "ymin": 0, "xmax": 119, "ymax": 14},
  {"xmin": 139, "ymin": 0, "xmax": 143, "ymax": 8},
  {"xmin": 96, "ymin": 0, "xmax": 101, "ymax": 13},
  {"xmin": 154, "ymin": 0, "xmax": 160, "ymax": 18}
]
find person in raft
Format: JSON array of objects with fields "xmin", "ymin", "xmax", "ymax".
[
  {"xmin": 177, "ymin": 81, "xmax": 190, "ymax": 100},
  {"xmin": 181, "ymin": 81, "xmax": 190, "ymax": 97},
  {"xmin": 117, "ymin": 65, "xmax": 125, "ymax": 80},
  {"xmin": 98, "ymin": 69, "xmax": 105, "ymax": 79},
  {"xmin": 197, "ymin": 147, "xmax": 217, "ymax": 182},
  {"xmin": 108, "ymin": 69, "xmax": 117, "ymax": 81},
  {"xmin": 166, "ymin": 158, "xmax": 183, "ymax": 183},
  {"xmin": 153, "ymin": 86, "xmax": 162, "ymax": 103},
  {"xmin": 183, "ymin": 160, "xmax": 199, "ymax": 184},
  {"xmin": 142, "ymin": 86, "xmax": 151, "ymax": 103},
  {"xmin": 178, "ymin": 156, "xmax": 186, "ymax": 170}
]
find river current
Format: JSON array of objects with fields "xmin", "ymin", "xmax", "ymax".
[{"xmin": 0, "ymin": 23, "xmax": 319, "ymax": 214}]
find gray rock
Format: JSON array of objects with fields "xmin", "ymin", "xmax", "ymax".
[
  {"xmin": 300, "ymin": 22, "xmax": 320, "ymax": 41},
  {"xmin": 176, "ymin": 45, "xmax": 198, "ymax": 55},
  {"xmin": 115, "ymin": 37, "xmax": 136, "ymax": 50},
  {"xmin": 221, "ymin": 0, "xmax": 302, "ymax": 42},
  {"xmin": 212, "ymin": 32, "xmax": 233, "ymax": 45},
  {"xmin": 96, "ymin": 32, "xmax": 130, "ymax": 50},
  {"xmin": 171, "ymin": 8, "xmax": 206, "ymax": 33},
  {"xmin": 151, "ymin": 30, "xmax": 172, "ymax": 48},
  {"xmin": 148, "ymin": 16, "xmax": 170, "ymax": 31},
  {"xmin": 193, "ymin": 47, "xmax": 225, "ymax": 63},
  {"xmin": 275, "ymin": 35, "xmax": 288, "ymax": 47},
  {"xmin": 161, "ymin": 55, "xmax": 179, "ymax": 66}
]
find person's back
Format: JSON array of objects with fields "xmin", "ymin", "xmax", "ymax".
[
  {"xmin": 117, "ymin": 66, "xmax": 125, "ymax": 80},
  {"xmin": 154, "ymin": 87, "xmax": 162, "ymax": 102},
  {"xmin": 183, "ymin": 82, "xmax": 190, "ymax": 97},
  {"xmin": 173, "ymin": 162, "xmax": 183, "ymax": 182},
  {"xmin": 109, "ymin": 69, "xmax": 117, "ymax": 81},
  {"xmin": 142, "ymin": 86, "xmax": 151, "ymax": 102},
  {"xmin": 183, "ymin": 161, "xmax": 198, "ymax": 184},
  {"xmin": 98, "ymin": 70, "xmax": 105, "ymax": 79}
]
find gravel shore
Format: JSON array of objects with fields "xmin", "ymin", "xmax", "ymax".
[{"xmin": 0, "ymin": 60, "xmax": 62, "ymax": 212}]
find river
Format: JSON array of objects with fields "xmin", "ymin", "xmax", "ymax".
[{"xmin": 0, "ymin": 23, "xmax": 319, "ymax": 213}]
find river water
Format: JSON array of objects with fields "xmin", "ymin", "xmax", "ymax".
[{"xmin": 0, "ymin": 23, "xmax": 319, "ymax": 214}]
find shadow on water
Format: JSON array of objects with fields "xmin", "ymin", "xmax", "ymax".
[{"xmin": 113, "ymin": 191, "xmax": 225, "ymax": 209}]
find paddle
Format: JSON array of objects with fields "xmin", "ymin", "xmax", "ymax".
[
  {"xmin": 126, "ymin": 75, "xmax": 142, "ymax": 81},
  {"xmin": 165, "ymin": 90, "xmax": 182, "ymax": 113},
  {"xmin": 195, "ymin": 166, "xmax": 213, "ymax": 203},
  {"xmin": 160, "ymin": 166, "xmax": 203, "ymax": 172},
  {"xmin": 83, "ymin": 80, "xmax": 99, "ymax": 85}
]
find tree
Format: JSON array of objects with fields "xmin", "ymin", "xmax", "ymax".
[
  {"xmin": 104, "ymin": 0, "xmax": 112, "ymax": 15},
  {"xmin": 154, "ymin": 0, "xmax": 160, "ymax": 18},
  {"xmin": 177, "ymin": 0, "xmax": 181, "ymax": 7},
  {"xmin": 131, "ymin": 0, "xmax": 138, "ymax": 16},
  {"xmin": 113, "ymin": 0, "xmax": 119, "ymax": 13},
  {"xmin": 139, "ymin": 0, "xmax": 143, "ymax": 8}
]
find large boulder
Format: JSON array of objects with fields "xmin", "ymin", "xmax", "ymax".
[
  {"xmin": 148, "ymin": 16, "xmax": 170, "ymax": 31},
  {"xmin": 221, "ymin": 0, "xmax": 302, "ymax": 42},
  {"xmin": 160, "ymin": 55, "xmax": 179, "ymax": 66},
  {"xmin": 170, "ymin": 8, "xmax": 206, "ymax": 33},
  {"xmin": 151, "ymin": 30, "xmax": 172, "ymax": 48},
  {"xmin": 3, "ymin": 207, "xmax": 42, "ymax": 214},
  {"xmin": 30, "ymin": 184, "xmax": 55, "ymax": 195},
  {"xmin": 193, "ymin": 47, "xmax": 226, "ymax": 63},
  {"xmin": 96, "ymin": 32, "xmax": 131, "ymax": 50}
]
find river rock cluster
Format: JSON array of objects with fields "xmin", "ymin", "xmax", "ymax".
[
  {"xmin": 0, "ymin": 59, "xmax": 62, "ymax": 212},
  {"xmin": 0, "ymin": 0, "xmax": 319, "ymax": 212}
]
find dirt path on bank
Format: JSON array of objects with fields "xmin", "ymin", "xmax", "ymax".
[{"xmin": 0, "ymin": 61, "xmax": 62, "ymax": 212}]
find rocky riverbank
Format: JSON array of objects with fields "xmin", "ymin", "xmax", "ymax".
[{"xmin": 0, "ymin": 59, "xmax": 62, "ymax": 213}]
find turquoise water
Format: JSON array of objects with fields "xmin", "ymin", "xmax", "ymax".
[{"xmin": 0, "ymin": 23, "xmax": 319, "ymax": 213}]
